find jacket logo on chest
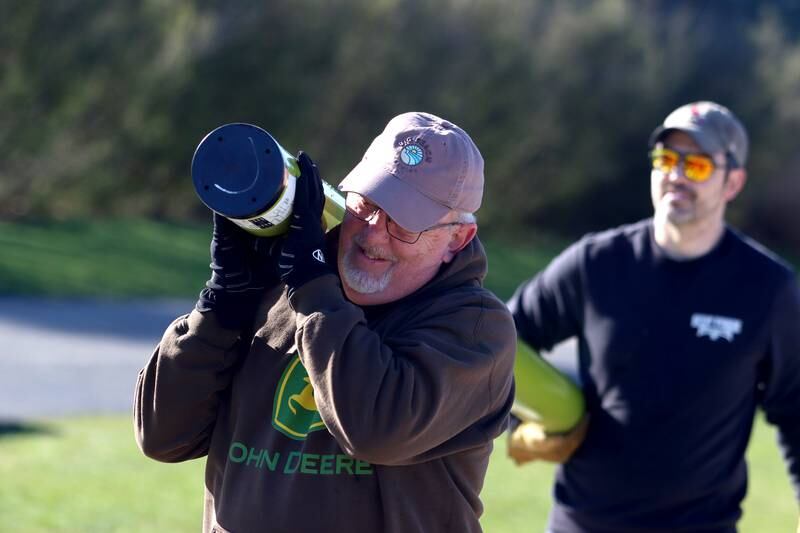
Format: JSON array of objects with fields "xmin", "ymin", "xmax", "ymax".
[
  {"xmin": 272, "ymin": 353, "xmax": 326, "ymax": 440},
  {"xmin": 690, "ymin": 313, "xmax": 742, "ymax": 342}
]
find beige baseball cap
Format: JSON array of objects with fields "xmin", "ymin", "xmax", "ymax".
[
  {"xmin": 338, "ymin": 112, "xmax": 484, "ymax": 233},
  {"xmin": 649, "ymin": 101, "xmax": 749, "ymax": 167}
]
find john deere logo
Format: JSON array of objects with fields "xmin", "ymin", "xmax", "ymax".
[
  {"xmin": 400, "ymin": 144, "xmax": 425, "ymax": 166},
  {"xmin": 272, "ymin": 354, "xmax": 326, "ymax": 440}
]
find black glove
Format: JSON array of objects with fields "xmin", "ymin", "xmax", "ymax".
[
  {"xmin": 277, "ymin": 151, "xmax": 333, "ymax": 297},
  {"xmin": 196, "ymin": 213, "xmax": 281, "ymax": 329}
]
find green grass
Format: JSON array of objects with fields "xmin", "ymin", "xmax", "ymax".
[
  {"xmin": 0, "ymin": 415, "xmax": 793, "ymax": 532},
  {"xmin": 0, "ymin": 218, "xmax": 561, "ymax": 300},
  {"xmin": 0, "ymin": 219, "xmax": 210, "ymax": 297},
  {"xmin": 483, "ymin": 236, "xmax": 566, "ymax": 300},
  {"xmin": 0, "ymin": 417, "xmax": 204, "ymax": 532}
]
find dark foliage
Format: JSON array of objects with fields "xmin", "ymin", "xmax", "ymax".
[{"xmin": 2, "ymin": 0, "xmax": 799, "ymax": 249}]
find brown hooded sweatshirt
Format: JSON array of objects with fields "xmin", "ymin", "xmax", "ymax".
[{"xmin": 134, "ymin": 236, "xmax": 515, "ymax": 533}]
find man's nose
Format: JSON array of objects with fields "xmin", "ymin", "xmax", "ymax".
[
  {"xmin": 361, "ymin": 210, "xmax": 392, "ymax": 241},
  {"xmin": 666, "ymin": 161, "xmax": 689, "ymax": 182}
]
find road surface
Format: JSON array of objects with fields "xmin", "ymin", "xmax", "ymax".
[
  {"xmin": 0, "ymin": 297, "xmax": 578, "ymax": 420},
  {"xmin": 0, "ymin": 297, "xmax": 193, "ymax": 419}
]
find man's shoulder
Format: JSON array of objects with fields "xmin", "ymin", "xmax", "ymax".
[
  {"xmin": 727, "ymin": 228, "xmax": 796, "ymax": 281},
  {"xmin": 573, "ymin": 219, "xmax": 651, "ymax": 259},
  {"xmin": 523, "ymin": 220, "xmax": 652, "ymax": 289},
  {"xmin": 410, "ymin": 270, "xmax": 516, "ymax": 334},
  {"xmin": 392, "ymin": 281, "xmax": 516, "ymax": 363},
  {"xmin": 426, "ymin": 280, "xmax": 513, "ymax": 318}
]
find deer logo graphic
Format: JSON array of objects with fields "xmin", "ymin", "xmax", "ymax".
[
  {"xmin": 272, "ymin": 353, "xmax": 325, "ymax": 440},
  {"xmin": 289, "ymin": 377, "xmax": 317, "ymax": 414}
]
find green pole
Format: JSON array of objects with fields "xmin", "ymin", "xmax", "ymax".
[{"xmin": 512, "ymin": 340, "xmax": 585, "ymax": 433}]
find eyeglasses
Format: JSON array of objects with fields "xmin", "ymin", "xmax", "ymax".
[
  {"xmin": 345, "ymin": 192, "xmax": 463, "ymax": 244},
  {"xmin": 650, "ymin": 147, "xmax": 719, "ymax": 183}
]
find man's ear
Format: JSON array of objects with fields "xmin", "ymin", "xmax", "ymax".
[
  {"xmin": 442, "ymin": 223, "xmax": 477, "ymax": 263},
  {"xmin": 724, "ymin": 168, "xmax": 747, "ymax": 202}
]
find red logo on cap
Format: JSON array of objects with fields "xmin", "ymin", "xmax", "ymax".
[{"xmin": 689, "ymin": 103, "xmax": 706, "ymax": 125}]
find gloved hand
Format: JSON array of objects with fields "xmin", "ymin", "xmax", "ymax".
[
  {"xmin": 507, "ymin": 414, "xmax": 589, "ymax": 465},
  {"xmin": 196, "ymin": 213, "xmax": 281, "ymax": 330},
  {"xmin": 277, "ymin": 151, "xmax": 333, "ymax": 297}
]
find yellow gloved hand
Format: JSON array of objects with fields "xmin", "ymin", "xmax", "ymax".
[{"xmin": 507, "ymin": 414, "xmax": 589, "ymax": 465}]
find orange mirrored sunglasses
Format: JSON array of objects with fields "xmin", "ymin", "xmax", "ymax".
[{"xmin": 650, "ymin": 147, "xmax": 717, "ymax": 182}]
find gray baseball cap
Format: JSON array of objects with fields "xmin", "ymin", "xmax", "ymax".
[
  {"xmin": 338, "ymin": 112, "xmax": 484, "ymax": 233},
  {"xmin": 649, "ymin": 101, "xmax": 749, "ymax": 167}
]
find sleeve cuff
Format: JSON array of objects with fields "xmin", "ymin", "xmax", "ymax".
[
  {"xmin": 187, "ymin": 308, "xmax": 244, "ymax": 349},
  {"xmin": 287, "ymin": 273, "xmax": 346, "ymax": 317}
]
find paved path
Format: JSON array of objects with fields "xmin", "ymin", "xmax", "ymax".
[
  {"xmin": 0, "ymin": 297, "xmax": 578, "ymax": 420},
  {"xmin": 0, "ymin": 297, "xmax": 194, "ymax": 420}
]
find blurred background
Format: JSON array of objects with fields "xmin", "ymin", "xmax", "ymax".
[
  {"xmin": 3, "ymin": 0, "xmax": 800, "ymax": 248},
  {"xmin": 1, "ymin": 0, "xmax": 799, "ymax": 531}
]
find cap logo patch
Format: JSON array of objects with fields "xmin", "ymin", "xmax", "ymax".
[
  {"xmin": 689, "ymin": 104, "xmax": 706, "ymax": 126},
  {"xmin": 400, "ymin": 143, "xmax": 425, "ymax": 166}
]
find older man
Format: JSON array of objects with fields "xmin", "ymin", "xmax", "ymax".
[
  {"xmin": 135, "ymin": 112, "xmax": 515, "ymax": 533},
  {"xmin": 507, "ymin": 101, "xmax": 800, "ymax": 532}
]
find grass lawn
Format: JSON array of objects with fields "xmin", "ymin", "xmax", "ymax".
[
  {"xmin": 0, "ymin": 417, "xmax": 204, "ymax": 532},
  {"xmin": 0, "ymin": 414, "xmax": 794, "ymax": 532},
  {"xmin": 0, "ymin": 219, "xmax": 210, "ymax": 298},
  {"xmin": 0, "ymin": 218, "xmax": 560, "ymax": 300}
]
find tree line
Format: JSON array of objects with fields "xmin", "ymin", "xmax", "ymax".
[{"xmin": 3, "ymin": 0, "xmax": 800, "ymax": 250}]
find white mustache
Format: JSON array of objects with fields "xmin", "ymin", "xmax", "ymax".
[
  {"xmin": 341, "ymin": 240, "xmax": 395, "ymax": 294},
  {"xmin": 354, "ymin": 236, "xmax": 397, "ymax": 262}
]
